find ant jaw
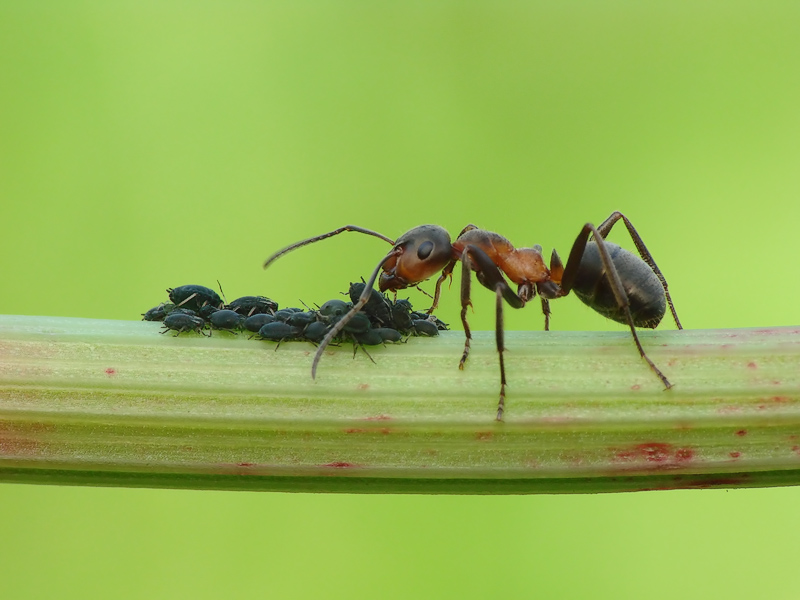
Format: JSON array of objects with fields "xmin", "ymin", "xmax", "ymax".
[{"xmin": 379, "ymin": 272, "xmax": 410, "ymax": 292}]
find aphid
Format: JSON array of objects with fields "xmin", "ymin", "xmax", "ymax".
[
  {"xmin": 167, "ymin": 285, "xmax": 223, "ymax": 312},
  {"xmin": 208, "ymin": 309, "xmax": 244, "ymax": 334},
  {"xmin": 410, "ymin": 311, "xmax": 448, "ymax": 331},
  {"xmin": 303, "ymin": 320, "xmax": 332, "ymax": 344},
  {"xmin": 410, "ymin": 319, "xmax": 440, "ymax": 337},
  {"xmin": 274, "ymin": 308, "xmax": 304, "ymax": 322},
  {"xmin": 160, "ymin": 313, "xmax": 208, "ymax": 337},
  {"xmin": 257, "ymin": 321, "xmax": 302, "ymax": 343},
  {"xmin": 373, "ymin": 327, "xmax": 404, "ymax": 343},
  {"xmin": 142, "ymin": 303, "xmax": 173, "ymax": 322},
  {"xmin": 198, "ymin": 304, "xmax": 220, "ymax": 321},
  {"xmin": 226, "ymin": 295, "xmax": 278, "ymax": 316},
  {"xmin": 318, "ymin": 299, "xmax": 352, "ymax": 321},
  {"xmin": 286, "ymin": 311, "xmax": 317, "ymax": 328},
  {"xmin": 243, "ymin": 313, "xmax": 275, "ymax": 333},
  {"xmin": 348, "ymin": 282, "xmax": 393, "ymax": 327},
  {"xmin": 264, "ymin": 213, "xmax": 681, "ymax": 420},
  {"xmin": 168, "ymin": 307, "xmax": 199, "ymax": 317}
]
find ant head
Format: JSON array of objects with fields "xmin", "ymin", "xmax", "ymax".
[{"xmin": 379, "ymin": 225, "xmax": 454, "ymax": 291}]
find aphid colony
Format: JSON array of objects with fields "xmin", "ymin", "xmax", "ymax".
[{"xmin": 142, "ymin": 283, "xmax": 447, "ymax": 348}]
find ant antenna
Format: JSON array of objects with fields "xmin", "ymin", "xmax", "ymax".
[{"xmin": 263, "ymin": 225, "xmax": 395, "ymax": 270}]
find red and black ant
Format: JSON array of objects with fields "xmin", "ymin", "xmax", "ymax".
[{"xmin": 263, "ymin": 212, "xmax": 682, "ymax": 420}]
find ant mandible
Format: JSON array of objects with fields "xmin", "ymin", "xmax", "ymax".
[{"xmin": 263, "ymin": 212, "xmax": 682, "ymax": 421}]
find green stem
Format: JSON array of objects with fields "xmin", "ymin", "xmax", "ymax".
[{"xmin": 1, "ymin": 315, "xmax": 799, "ymax": 493}]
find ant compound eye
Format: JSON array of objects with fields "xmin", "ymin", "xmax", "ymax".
[{"xmin": 417, "ymin": 240, "xmax": 434, "ymax": 260}]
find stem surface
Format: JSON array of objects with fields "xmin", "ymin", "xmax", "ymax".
[{"xmin": 1, "ymin": 315, "xmax": 799, "ymax": 493}]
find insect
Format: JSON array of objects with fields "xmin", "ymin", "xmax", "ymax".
[
  {"xmin": 263, "ymin": 213, "xmax": 682, "ymax": 420},
  {"xmin": 167, "ymin": 285, "xmax": 223, "ymax": 312},
  {"xmin": 226, "ymin": 295, "xmax": 279, "ymax": 317},
  {"xmin": 160, "ymin": 313, "xmax": 208, "ymax": 337},
  {"xmin": 208, "ymin": 309, "xmax": 245, "ymax": 334}
]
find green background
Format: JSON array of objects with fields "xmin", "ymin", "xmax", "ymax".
[{"xmin": 2, "ymin": 2, "xmax": 799, "ymax": 598}]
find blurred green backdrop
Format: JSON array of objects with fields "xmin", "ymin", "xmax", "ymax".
[{"xmin": 2, "ymin": 2, "xmax": 800, "ymax": 598}]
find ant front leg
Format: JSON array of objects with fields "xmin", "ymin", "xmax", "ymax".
[
  {"xmin": 427, "ymin": 259, "xmax": 457, "ymax": 314},
  {"xmin": 595, "ymin": 212, "xmax": 682, "ymax": 329}
]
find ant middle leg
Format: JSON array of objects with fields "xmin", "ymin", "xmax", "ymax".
[{"xmin": 460, "ymin": 244, "xmax": 526, "ymax": 420}]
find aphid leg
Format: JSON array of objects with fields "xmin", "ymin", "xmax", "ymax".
[
  {"xmin": 595, "ymin": 212, "xmax": 682, "ymax": 329},
  {"xmin": 352, "ymin": 340, "xmax": 376, "ymax": 364},
  {"xmin": 263, "ymin": 225, "xmax": 395, "ymax": 269},
  {"xmin": 561, "ymin": 223, "xmax": 672, "ymax": 389}
]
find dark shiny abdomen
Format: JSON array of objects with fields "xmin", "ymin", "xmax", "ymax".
[{"xmin": 572, "ymin": 242, "xmax": 665, "ymax": 328}]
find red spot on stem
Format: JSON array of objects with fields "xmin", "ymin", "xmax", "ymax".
[
  {"xmin": 612, "ymin": 442, "xmax": 695, "ymax": 469},
  {"xmin": 323, "ymin": 461, "xmax": 359, "ymax": 468},
  {"xmin": 105, "ymin": 367, "xmax": 116, "ymax": 376}
]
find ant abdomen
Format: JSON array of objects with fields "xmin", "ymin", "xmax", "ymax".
[{"xmin": 572, "ymin": 242, "xmax": 666, "ymax": 329}]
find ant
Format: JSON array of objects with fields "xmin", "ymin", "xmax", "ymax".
[{"xmin": 263, "ymin": 212, "xmax": 682, "ymax": 421}]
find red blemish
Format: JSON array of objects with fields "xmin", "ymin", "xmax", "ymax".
[
  {"xmin": 475, "ymin": 431, "xmax": 493, "ymax": 441},
  {"xmin": 717, "ymin": 405, "xmax": 741, "ymax": 414},
  {"xmin": 105, "ymin": 367, "xmax": 116, "ymax": 376},
  {"xmin": 754, "ymin": 329, "xmax": 781, "ymax": 336},
  {"xmin": 630, "ymin": 384, "xmax": 641, "ymax": 391},
  {"xmin": 612, "ymin": 442, "xmax": 695, "ymax": 468},
  {"xmin": 729, "ymin": 451, "xmax": 741, "ymax": 459},
  {"xmin": 0, "ymin": 422, "xmax": 46, "ymax": 456},
  {"xmin": 356, "ymin": 383, "xmax": 369, "ymax": 391},
  {"xmin": 344, "ymin": 427, "xmax": 391, "ymax": 435},
  {"xmin": 0, "ymin": 436, "xmax": 39, "ymax": 455},
  {"xmin": 789, "ymin": 434, "xmax": 798, "ymax": 441},
  {"xmin": 364, "ymin": 415, "xmax": 392, "ymax": 421},
  {"xmin": 792, "ymin": 446, "xmax": 800, "ymax": 454},
  {"xmin": 322, "ymin": 461, "xmax": 358, "ymax": 468},
  {"xmin": 770, "ymin": 396, "xmax": 790, "ymax": 403},
  {"xmin": 747, "ymin": 361, "xmax": 758, "ymax": 369},
  {"xmin": 237, "ymin": 462, "xmax": 255, "ymax": 467},
  {"xmin": 735, "ymin": 429, "xmax": 747, "ymax": 437},
  {"xmin": 639, "ymin": 443, "xmax": 672, "ymax": 462},
  {"xmin": 682, "ymin": 476, "xmax": 748, "ymax": 488}
]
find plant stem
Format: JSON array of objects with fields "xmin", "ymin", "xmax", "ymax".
[{"xmin": 1, "ymin": 315, "xmax": 799, "ymax": 493}]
